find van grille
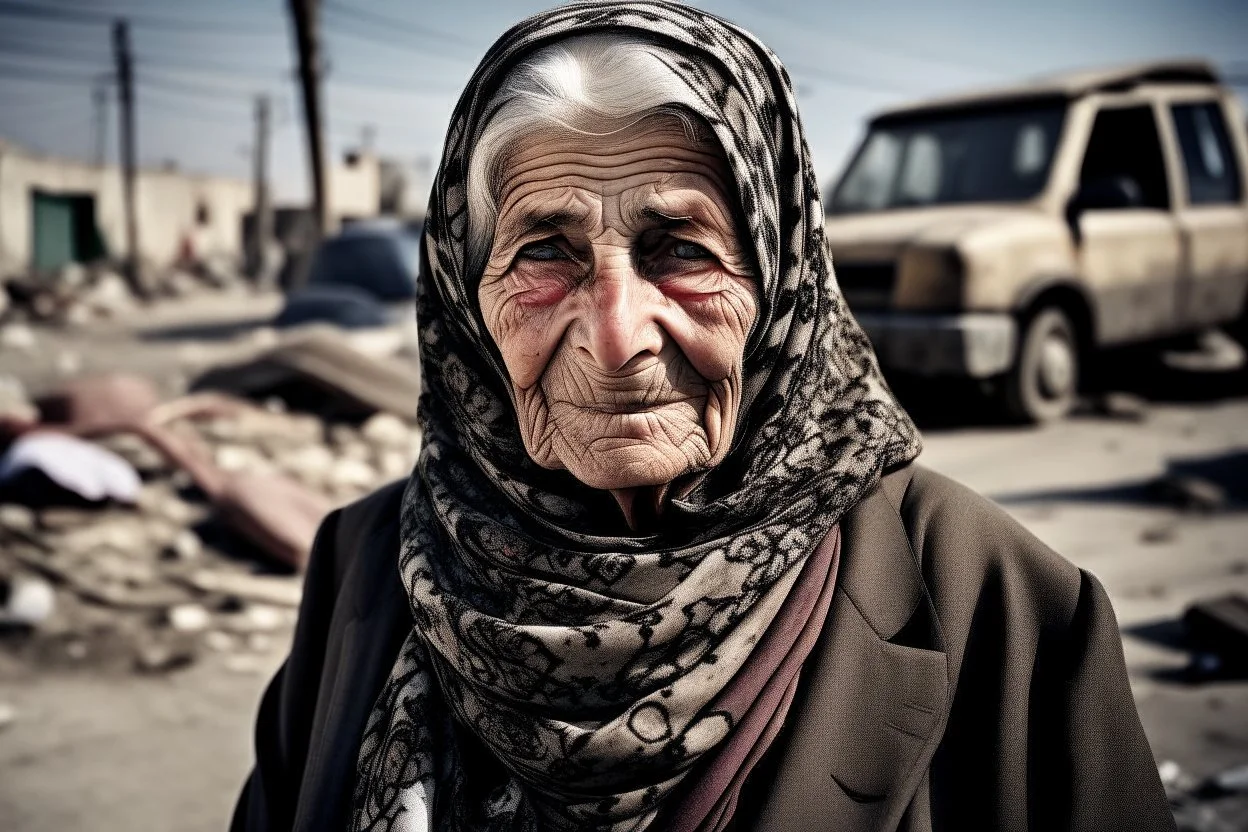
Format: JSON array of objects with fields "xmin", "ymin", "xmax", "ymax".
[{"xmin": 834, "ymin": 261, "xmax": 896, "ymax": 309}]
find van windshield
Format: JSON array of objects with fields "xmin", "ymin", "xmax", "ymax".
[{"xmin": 830, "ymin": 101, "xmax": 1067, "ymax": 213}]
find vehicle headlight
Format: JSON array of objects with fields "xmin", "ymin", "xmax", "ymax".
[{"xmin": 897, "ymin": 247, "xmax": 964, "ymax": 310}]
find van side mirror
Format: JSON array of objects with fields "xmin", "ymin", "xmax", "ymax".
[{"xmin": 1065, "ymin": 176, "xmax": 1143, "ymax": 244}]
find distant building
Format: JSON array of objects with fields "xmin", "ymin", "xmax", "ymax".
[
  {"xmin": 0, "ymin": 139, "xmax": 253, "ymax": 276},
  {"xmin": 0, "ymin": 140, "xmax": 396, "ymax": 278}
]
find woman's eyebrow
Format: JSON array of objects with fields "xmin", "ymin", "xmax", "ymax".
[{"xmin": 641, "ymin": 207, "xmax": 694, "ymax": 228}]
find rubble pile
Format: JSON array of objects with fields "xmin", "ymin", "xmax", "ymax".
[
  {"xmin": 0, "ymin": 255, "xmax": 252, "ymax": 330},
  {"xmin": 0, "ymin": 374, "xmax": 420, "ymax": 676}
]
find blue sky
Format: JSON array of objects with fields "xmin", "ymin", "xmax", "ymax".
[{"xmin": 0, "ymin": 0, "xmax": 1244, "ymax": 203}]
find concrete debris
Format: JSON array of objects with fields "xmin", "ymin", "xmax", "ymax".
[
  {"xmin": 1148, "ymin": 475, "xmax": 1228, "ymax": 514},
  {"xmin": 0, "ymin": 356, "xmax": 421, "ymax": 675},
  {"xmin": 0, "ymin": 322, "xmax": 35, "ymax": 351},
  {"xmin": 0, "ymin": 433, "xmax": 142, "ymax": 505},
  {"xmin": 0, "ymin": 375, "xmax": 38, "ymax": 428},
  {"xmin": 0, "ymin": 573, "xmax": 56, "ymax": 627},
  {"xmin": 163, "ymin": 529, "xmax": 203, "ymax": 562},
  {"xmin": 178, "ymin": 570, "xmax": 303, "ymax": 608},
  {"xmin": 1183, "ymin": 593, "xmax": 1248, "ymax": 674},
  {"xmin": 361, "ymin": 412, "xmax": 411, "ymax": 447},
  {"xmin": 1163, "ymin": 329, "xmax": 1246, "ymax": 374},
  {"xmin": 166, "ymin": 603, "xmax": 212, "ymax": 633},
  {"xmin": 0, "ymin": 504, "xmax": 36, "ymax": 533},
  {"xmin": 223, "ymin": 653, "xmax": 270, "ymax": 675},
  {"xmin": 1091, "ymin": 391, "xmax": 1149, "ymax": 422},
  {"xmin": 203, "ymin": 630, "xmax": 235, "ymax": 652},
  {"xmin": 133, "ymin": 635, "xmax": 198, "ymax": 674}
]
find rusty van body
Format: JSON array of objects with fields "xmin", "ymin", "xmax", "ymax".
[{"xmin": 825, "ymin": 61, "xmax": 1248, "ymax": 421}]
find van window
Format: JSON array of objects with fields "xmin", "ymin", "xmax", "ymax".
[
  {"xmin": 831, "ymin": 101, "xmax": 1066, "ymax": 212},
  {"xmin": 1170, "ymin": 102, "xmax": 1242, "ymax": 204},
  {"xmin": 1079, "ymin": 105, "xmax": 1170, "ymax": 209},
  {"xmin": 834, "ymin": 132, "xmax": 902, "ymax": 211}
]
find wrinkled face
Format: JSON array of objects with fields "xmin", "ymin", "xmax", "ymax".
[{"xmin": 478, "ymin": 116, "xmax": 758, "ymax": 498}]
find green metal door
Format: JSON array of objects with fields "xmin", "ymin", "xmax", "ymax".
[{"xmin": 31, "ymin": 190, "xmax": 76, "ymax": 272}]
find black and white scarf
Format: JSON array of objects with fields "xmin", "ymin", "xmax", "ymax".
[{"xmin": 351, "ymin": 3, "xmax": 921, "ymax": 830}]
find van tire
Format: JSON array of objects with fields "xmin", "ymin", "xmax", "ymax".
[{"xmin": 1000, "ymin": 306, "xmax": 1079, "ymax": 423}]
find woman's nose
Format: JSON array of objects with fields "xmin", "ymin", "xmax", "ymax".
[{"xmin": 582, "ymin": 258, "xmax": 663, "ymax": 372}]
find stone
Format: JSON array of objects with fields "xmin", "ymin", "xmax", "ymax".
[
  {"xmin": 60, "ymin": 519, "xmax": 148, "ymax": 556},
  {"xmin": 215, "ymin": 444, "xmax": 272, "ymax": 474},
  {"xmin": 376, "ymin": 449, "xmax": 412, "ymax": 481},
  {"xmin": 0, "ymin": 574, "xmax": 55, "ymax": 627},
  {"xmin": 54, "ymin": 350, "xmax": 83, "ymax": 376},
  {"xmin": 360, "ymin": 413, "xmax": 412, "ymax": 448},
  {"xmin": 328, "ymin": 424, "xmax": 358, "ymax": 448},
  {"xmin": 1148, "ymin": 474, "xmax": 1227, "ymax": 513},
  {"xmin": 329, "ymin": 457, "xmax": 377, "ymax": 491},
  {"xmin": 93, "ymin": 552, "xmax": 157, "ymax": 587},
  {"xmin": 137, "ymin": 488, "xmax": 197, "ymax": 526},
  {"xmin": 221, "ymin": 603, "xmax": 284, "ymax": 633},
  {"xmin": 224, "ymin": 654, "xmax": 268, "ymax": 675},
  {"xmin": 0, "ymin": 504, "xmax": 36, "ymax": 533},
  {"xmin": 0, "ymin": 701, "xmax": 14, "ymax": 731},
  {"xmin": 183, "ymin": 570, "xmax": 302, "ymax": 607},
  {"xmin": 37, "ymin": 507, "xmax": 94, "ymax": 531},
  {"xmin": 1092, "ymin": 391, "xmax": 1148, "ymax": 422},
  {"xmin": 134, "ymin": 638, "xmax": 197, "ymax": 673},
  {"xmin": 55, "ymin": 262, "xmax": 87, "ymax": 287},
  {"xmin": 81, "ymin": 271, "xmax": 134, "ymax": 317},
  {"xmin": 167, "ymin": 603, "xmax": 212, "ymax": 633},
  {"xmin": 203, "ymin": 630, "xmax": 235, "ymax": 652},
  {"xmin": 0, "ymin": 375, "xmax": 37, "ymax": 424},
  {"xmin": 246, "ymin": 632, "xmax": 273, "ymax": 653},
  {"xmin": 278, "ymin": 444, "xmax": 336, "ymax": 487},
  {"xmin": 163, "ymin": 269, "xmax": 198, "ymax": 297},
  {"xmin": 1140, "ymin": 523, "xmax": 1177, "ymax": 544},
  {"xmin": 163, "ymin": 529, "xmax": 202, "ymax": 562},
  {"xmin": 338, "ymin": 439, "xmax": 372, "ymax": 463},
  {"xmin": 0, "ymin": 323, "xmax": 35, "ymax": 351},
  {"xmin": 98, "ymin": 434, "xmax": 169, "ymax": 477}
]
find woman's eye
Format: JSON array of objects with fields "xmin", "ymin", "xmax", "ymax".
[
  {"xmin": 518, "ymin": 242, "xmax": 566, "ymax": 261},
  {"xmin": 670, "ymin": 240, "xmax": 712, "ymax": 260}
]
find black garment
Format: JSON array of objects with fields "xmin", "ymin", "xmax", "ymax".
[{"xmin": 232, "ymin": 465, "xmax": 1174, "ymax": 832}]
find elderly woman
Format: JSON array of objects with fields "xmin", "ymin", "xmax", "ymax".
[{"xmin": 233, "ymin": 4, "xmax": 1172, "ymax": 831}]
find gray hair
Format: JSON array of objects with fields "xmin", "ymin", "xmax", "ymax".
[{"xmin": 466, "ymin": 33, "xmax": 714, "ymax": 275}]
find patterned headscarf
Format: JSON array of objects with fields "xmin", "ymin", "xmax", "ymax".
[{"xmin": 352, "ymin": 3, "xmax": 921, "ymax": 830}]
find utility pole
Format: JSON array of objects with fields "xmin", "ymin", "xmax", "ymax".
[
  {"xmin": 92, "ymin": 80, "xmax": 108, "ymax": 167},
  {"xmin": 289, "ymin": 0, "xmax": 328, "ymax": 287},
  {"xmin": 248, "ymin": 94, "xmax": 273, "ymax": 284},
  {"xmin": 112, "ymin": 20, "xmax": 143, "ymax": 297}
]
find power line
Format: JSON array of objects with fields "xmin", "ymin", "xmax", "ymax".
[
  {"xmin": 327, "ymin": 71, "xmax": 463, "ymax": 97},
  {"xmin": 135, "ymin": 73, "xmax": 271, "ymax": 101},
  {"xmin": 0, "ymin": 0, "xmax": 280, "ymax": 35},
  {"xmin": 322, "ymin": 0, "xmax": 478, "ymax": 50},
  {"xmin": 135, "ymin": 54, "xmax": 291, "ymax": 81},
  {"xmin": 323, "ymin": 13, "xmax": 473, "ymax": 63},
  {"xmin": 785, "ymin": 61, "xmax": 915, "ymax": 95},
  {"xmin": 0, "ymin": 36, "xmax": 110, "ymax": 67},
  {"xmin": 0, "ymin": 61, "xmax": 104, "ymax": 86},
  {"xmin": 734, "ymin": 0, "xmax": 1001, "ymax": 82}
]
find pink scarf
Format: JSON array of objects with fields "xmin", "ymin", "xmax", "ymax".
[{"xmin": 668, "ymin": 525, "xmax": 842, "ymax": 832}]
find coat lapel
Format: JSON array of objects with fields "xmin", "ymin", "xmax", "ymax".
[
  {"xmin": 752, "ymin": 468, "xmax": 951, "ymax": 832},
  {"xmin": 294, "ymin": 495, "xmax": 412, "ymax": 832}
]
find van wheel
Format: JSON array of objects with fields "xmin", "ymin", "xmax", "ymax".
[{"xmin": 1001, "ymin": 307, "xmax": 1079, "ymax": 423}]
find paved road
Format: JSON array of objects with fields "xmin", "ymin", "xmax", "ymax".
[{"xmin": 1, "ymin": 301, "xmax": 1245, "ymax": 829}]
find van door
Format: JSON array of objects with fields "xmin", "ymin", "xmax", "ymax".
[
  {"xmin": 1166, "ymin": 100, "xmax": 1248, "ymax": 329},
  {"xmin": 1075, "ymin": 104, "xmax": 1184, "ymax": 345}
]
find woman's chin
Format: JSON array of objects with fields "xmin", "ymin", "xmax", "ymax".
[{"xmin": 563, "ymin": 442, "xmax": 704, "ymax": 493}]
